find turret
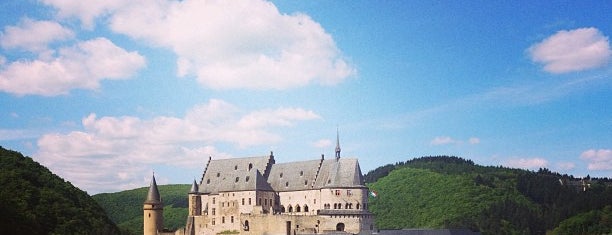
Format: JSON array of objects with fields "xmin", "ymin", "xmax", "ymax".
[
  {"xmin": 144, "ymin": 173, "xmax": 163, "ymax": 235},
  {"xmin": 188, "ymin": 179, "xmax": 201, "ymax": 216}
]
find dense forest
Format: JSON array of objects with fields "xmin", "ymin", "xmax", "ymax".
[
  {"xmin": 365, "ymin": 156, "xmax": 612, "ymax": 235},
  {"xmin": 93, "ymin": 184, "xmax": 190, "ymax": 235},
  {"xmin": 0, "ymin": 146, "xmax": 121, "ymax": 234}
]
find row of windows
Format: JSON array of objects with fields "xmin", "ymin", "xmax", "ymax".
[
  {"xmin": 323, "ymin": 203, "xmax": 360, "ymax": 210},
  {"xmin": 280, "ymin": 204, "xmax": 309, "ymax": 213},
  {"xmin": 334, "ymin": 189, "xmax": 353, "ymax": 196},
  {"xmin": 211, "ymin": 215, "xmax": 236, "ymax": 225}
]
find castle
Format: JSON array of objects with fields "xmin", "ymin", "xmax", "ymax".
[{"xmin": 144, "ymin": 134, "xmax": 375, "ymax": 235}]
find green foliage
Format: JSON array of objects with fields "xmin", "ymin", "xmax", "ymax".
[
  {"xmin": 366, "ymin": 156, "xmax": 612, "ymax": 235},
  {"xmin": 93, "ymin": 184, "xmax": 190, "ymax": 235},
  {"xmin": 0, "ymin": 146, "xmax": 121, "ymax": 235},
  {"xmin": 550, "ymin": 205, "xmax": 612, "ymax": 235}
]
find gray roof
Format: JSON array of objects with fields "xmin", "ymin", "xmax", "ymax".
[
  {"xmin": 145, "ymin": 174, "xmax": 162, "ymax": 204},
  {"xmin": 189, "ymin": 179, "xmax": 199, "ymax": 194},
  {"xmin": 197, "ymin": 154, "xmax": 365, "ymax": 194},
  {"xmin": 199, "ymin": 155, "xmax": 274, "ymax": 194}
]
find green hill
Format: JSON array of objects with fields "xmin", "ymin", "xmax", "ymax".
[
  {"xmin": 93, "ymin": 184, "xmax": 190, "ymax": 235},
  {"xmin": 366, "ymin": 156, "xmax": 612, "ymax": 235},
  {"xmin": 0, "ymin": 146, "xmax": 121, "ymax": 234}
]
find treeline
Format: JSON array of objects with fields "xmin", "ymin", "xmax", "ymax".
[
  {"xmin": 0, "ymin": 146, "xmax": 121, "ymax": 234},
  {"xmin": 365, "ymin": 156, "xmax": 612, "ymax": 235}
]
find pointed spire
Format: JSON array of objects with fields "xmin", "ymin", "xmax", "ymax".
[
  {"xmin": 335, "ymin": 127, "xmax": 341, "ymax": 160},
  {"xmin": 145, "ymin": 173, "xmax": 162, "ymax": 204},
  {"xmin": 189, "ymin": 178, "xmax": 199, "ymax": 194}
]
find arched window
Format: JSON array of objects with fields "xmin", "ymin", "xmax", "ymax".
[
  {"xmin": 244, "ymin": 220, "xmax": 249, "ymax": 231},
  {"xmin": 304, "ymin": 205, "xmax": 309, "ymax": 212},
  {"xmin": 356, "ymin": 203, "xmax": 360, "ymax": 209},
  {"xmin": 296, "ymin": 205, "xmax": 301, "ymax": 212},
  {"xmin": 336, "ymin": 223, "xmax": 345, "ymax": 231},
  {"xmin": 338, "ymin": 203, "xmax": 342, "ymax": 209},
  {"xmin": 333, "ymin": 203, "xmax": 337, "ymax": 209},
  {"xmin": 288, "ymin": 205, "xmax": 293, "ymax": 212},
  {"xmin": 281, "ymin": 205, "xmax": 286, "ymax": 213},
  {"xmin": 345, "ymin": 203, "xmax": 350, "ymax": 209}
]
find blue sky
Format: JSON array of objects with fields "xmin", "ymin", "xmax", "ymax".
[{"xmin": 1, "ymin": 0, "xmax": 611, "ymax": 194}]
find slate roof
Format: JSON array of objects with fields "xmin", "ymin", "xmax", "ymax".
[
  {"xmin": 199, "ymin": 155, "xmax": 274, "ymax": 194},
  {"xmin": 145, "ymin": 174, "xmax": 162, "ymax": 204},
  {"xmin": 197, "ymin": 153, "xmax": 365, "ymax": 194}
]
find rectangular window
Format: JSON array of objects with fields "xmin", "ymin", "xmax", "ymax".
[
  {"xmin": 335, "ymin": 190, "xmax": 341, "ymax": 196},
  {"xmin": 212, "ymin": 208, "xmax": 216, "ymax": 215},
  {"xmin": 222, "ymin": 216, "xmax": 225, "ymax": 223},
  {"xmin": 212, "ymin": 218, "xmax": 215, "ymax": 225},
  {"xmin": 231, "ymin": 216, "xmax": 234, "ymax": 223},
  {"xmin": 347, "ymin": 190, "xmax": 352, "ymax": 196},
  {"xmin": 212, "ymin": 197, "xmax": 216, "ymax": 204},
  {"xmin": 249, "ymin": 198, "xmax": 252, "ymax": 205},
  {"xmin": 242, "ymin": 198, "xmax": 245, "ymax": 205}
]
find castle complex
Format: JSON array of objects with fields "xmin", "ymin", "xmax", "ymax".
[{"xmin": 144, "ymin": 134, "xmax": 375, "ymax": 235}]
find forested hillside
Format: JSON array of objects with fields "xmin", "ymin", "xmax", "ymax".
[
  {"xmin": 0, "ymin": 146, "xmax": 121, "ymax": 234},
  {"xmin": 93, "ymin": 184, "xmax": 190, "ymax": 235},
  {"xmin": 366, "ymin": 156, "xmax": 612, "ymax": 235}
]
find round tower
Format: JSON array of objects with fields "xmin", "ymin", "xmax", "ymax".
[{"xmin": 144, "ymin": 174, "xmax": 163, "ymax": 235}]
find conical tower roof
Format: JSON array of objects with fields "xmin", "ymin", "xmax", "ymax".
[
  {"xmin": 144, "ymin": 174, "xmax": 162, "ymax": 205},
  {"xmin": 189, "ymin": 179, "xmax": 199, "ymax": 194}
]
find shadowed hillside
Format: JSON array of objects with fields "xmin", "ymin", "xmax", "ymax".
[{"xmin": 0, "ymin": 146, "xmax": 121, "ymax": 234}]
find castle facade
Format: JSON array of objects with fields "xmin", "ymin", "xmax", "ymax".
[{"xmin": 144, "ymin": 136, "xmax": 375, "ymax": 235}]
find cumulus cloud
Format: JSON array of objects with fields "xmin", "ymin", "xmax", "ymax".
[
  {"xmin": 0, "ymin": 18, "xmax": 74, "ymax": 52},
  {"xmin": 430, "ymin": 136, "xmax": 457, "ymax": 146},
  {"xmin": 40, "ymin": 0, "xmax": 124, "ymax": 29},
  {"xmin": 43, "ymin": 0, "xmax": 355, "ymax": 90},
  {"xmin": 34, "ymin": 99, "xmax": 321, "ymax": 193},
  {"xmin": 528, "ymin": 27, "xmax": 611, "ymax": 73},
  {"xmin": 504, "ymin": 157, "xmax": 548, "ymax": 170},
  {"xmin": 580, "ymin": 149, "xmax": 612, "ymax": 170},
  {"xmin": 313, "ymin": 139, "xmax": 332, "ymax": 148},
  {"xmin": 430, "ymin": 136, "xmax": 480, "ymax": 146},
  {"xmin": 0, "ymin": 37, "xmax": 146, "ymax": 96}
]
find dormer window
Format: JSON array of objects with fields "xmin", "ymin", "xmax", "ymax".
[
  {"xmin": 234, "ymin": 165, "xmax": 238, "ymax": 170},
  {"xmin": 245, "ymin": 176, "xmax": 250, "ymax": 182},
  {"xmin": 280, "ymin": 173, "xmax": 283, "ymax": 178},
  {"xmin": 217, "ymin": 172, "xmax": 220, "ymax": 177},
  {"xmin": 248, "ymin": 163, "xmax": 253, "ymax": 170},
  {"xmin": 300, "ymin": 171, "xmax": 303, "ymax": 176}
]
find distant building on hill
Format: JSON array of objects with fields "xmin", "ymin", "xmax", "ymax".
[{"xmin": 144, "ymin": 133, "xmax": 375, "ymax": 235}]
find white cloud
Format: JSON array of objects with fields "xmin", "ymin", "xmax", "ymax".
[
  {"xmin": 528, "ymin": 27, "xmax": 611, "ymax": 73},
  {"xmin": 503, "ymin": 157, "xmax": 548, "ymax": 170},
  {"xmin": 0, "ymin": 37, "xmax": 146, "ymax": 96},
  {"xmin": 43, "ymin": 0, "xmax": 355, "ymax": 90},
  {"xmin": 430, "ymin": 136, "xmax": 457, "ymax": 145},
  {"xmin": 313, "ymin": 139, "xmax": 332, "ymax": 148},
  {"xmin": 555, "ymin": 161, "xmax": 576, "ymax": 171},
  {"xmin": 40, "ymin": 0, "xmax": 124, "ymax": 29},
  {"xmin": 430, "ymin": 136, "xmax": 480, "ymax": 146},
  {"xmin": 34, "ymin": 99, "xmax": 321, "ymax": 193},
  {"xmin": 580, "ymin": 149, "xmax": 612, "ymax": 170},
  {"xmin": 0, "ymin": 18, "xmax": 74, "ymax": 52}
]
